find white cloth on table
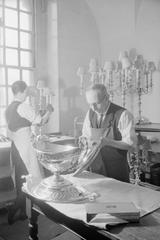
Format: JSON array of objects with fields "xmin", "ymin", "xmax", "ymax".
[{"xmin": 45, "ymin": 172, "xmax": 160, "ymax": 229}]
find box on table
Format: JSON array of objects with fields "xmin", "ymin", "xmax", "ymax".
[{"xmin": 85, "ymin": 202, "xmax": 140, "ymax": 223}]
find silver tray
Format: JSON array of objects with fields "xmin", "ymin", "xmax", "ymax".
[{"xmin": 22, "ymin": 175, "xmax": 98, "ymax": 203}]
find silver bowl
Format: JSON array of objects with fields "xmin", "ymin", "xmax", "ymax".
[
  {"xmin": 33, "ymin": 140, "xmax": 101, "ymax": 202},
  {"xmin": 34, "ymin": 141, "xmax": 81, "ymax": 172}
]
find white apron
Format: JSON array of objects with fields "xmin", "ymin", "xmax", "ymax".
[
  {"xmin": 86, "ymin": 125, "xmax": 129, "ymax": 182},
  {"xmin": 85, "ymin": 127, "xmax": 108, "ymax": 175},
  {"xmin": 11, "ymin": 127, "xmax": 43, "ymax": 181}
]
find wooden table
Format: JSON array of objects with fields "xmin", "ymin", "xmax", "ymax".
[{"xmin": 24, "ymin": 172, "xmax": 160, "ymax": 240}]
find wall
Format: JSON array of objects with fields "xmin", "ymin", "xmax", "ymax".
[
  {"xmin": 58, "ymin": 0, "xmax": 101, "ymax": 135},
  {"xmin": 135, "ymin": 0, "xmax": 160, "ymax": 123},
  {"xmin": 35, "ymin": 0, "xmax": 47, "ymax": 82},
  {"xmin": 35, "ymin": 0, "xmax": 60, "ymax": 133},
  {"xmin": 36, "ymin": 0, "xmax": 160, "ymax": 135},
  {"xmin": 85, "ymin": 0, "xmax": 160, "ymax": 122}
]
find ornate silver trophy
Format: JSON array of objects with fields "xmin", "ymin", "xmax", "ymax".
[{"xmin": 26, "ymin": 140, "xmax": 101, "ymax": 202}]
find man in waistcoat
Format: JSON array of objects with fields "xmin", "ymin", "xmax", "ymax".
[
  {"xmin": 81, "ymin": 83, "xmax": 137, "ymax": 183},
  {"xmin": 5, "ymin": 80, "xmax": 53, "ymax": 224}
]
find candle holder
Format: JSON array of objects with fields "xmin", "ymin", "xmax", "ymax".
[
  {"xmin": 36, "ymin": 80, "xmax": 54, "ymax": 136},
  {"xmin": 77, "ymin": 50, "xmax": 156, "ymax": 122},
  {"xmin": 77, "ymin": 49, "xmax": 156, "ymax": 185}
]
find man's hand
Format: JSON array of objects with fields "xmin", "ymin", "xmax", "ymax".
[
  {"xmin": 79, "ymin": 136, "xmax": 101, "ymax": 149},
  {"xmin": 46, "ymin": 104, "xmax": 54, "ymax": 113},
  {"xmin": 100, "ymin": 137, "xmax": 111, "ymax": 147}
]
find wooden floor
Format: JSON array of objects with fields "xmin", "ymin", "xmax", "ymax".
[{"xmin": 0, "ymin": 209, "xmax": 80, "ymax": 240}]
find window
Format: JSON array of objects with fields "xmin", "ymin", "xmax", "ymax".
[{"xmin": 0, "ymin": 0, "xmax": 35, "ymax": 135}]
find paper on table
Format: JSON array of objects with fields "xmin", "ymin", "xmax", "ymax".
[
  {"xmin": 85, "ymin": 201, "xmax": 140, "ymax": 230},
  {"xmin": 128, "ymin": 185, "xmax": 160, "ymax": 217},
  {"xmin": 23, "ymin": 172, "xmax": 160, "ymax": 230},
  {"xmin": 88, "ymin": 213, "xmax": 128, "ymax": 229}
]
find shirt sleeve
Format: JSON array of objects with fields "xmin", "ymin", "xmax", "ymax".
[
  {"xmin": 118, "ymin": 110, "xmax": 137, "ymax": 147},
  {"xmin": 17, "ymin": 102, "xmax": 42, "ymax": 124}
]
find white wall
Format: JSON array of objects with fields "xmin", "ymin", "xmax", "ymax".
[
  {"xmin": 36, "ymin": 0, "xmax": 160, "ymax": 134},
  {"xmin": 35, "ymin": 0, "xmax": 47, "ymax": 82},
  {"xmin": 58, "ymin": 0, "xmax": 101, "ymax": 135},
  {"xmin": 86, "ymin": 0, "xmax": 160, "ymax": 123},
  {"xmin": 35, "ymin": 0, "xmax": 60, "ymax": 133},
  {"xmin": 135, "ymin": 0, "xmax": 160, "ymax": 122}
]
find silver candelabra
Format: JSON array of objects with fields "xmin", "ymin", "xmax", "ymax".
[{"xmin": 77, "ymin": 49, "xmax": 156, "ymax": 122}]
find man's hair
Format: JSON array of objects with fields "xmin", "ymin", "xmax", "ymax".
[
  {"xmin": 86, "ymin": 83, "xmax": 108, "ymax": 100},
  {"xmin": 11, "ymin": 81, "xmax": 27, "ymax": 95},
  {"xmin": 87, "ymin": 83, "xmax": 107, "ymax": 94}
]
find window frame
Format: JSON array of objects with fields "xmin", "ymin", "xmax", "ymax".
[{"xmin": 0, "ymin": 0, "xmax": 36, "ymax": 135}]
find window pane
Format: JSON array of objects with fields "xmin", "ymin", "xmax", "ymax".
[
  {"xmin": 20, "ymin": 0, "xmax": 32, "ymax": 12},
  {"xmin": 6, "ymin": 48, "xmax": 18, "ymax": 66},
  {"xmin": 20, "ymin": 51, "xmax": 32, "ymax": 67},
  {"xmin": 0, "ymin": 27, "xmax": 4, "ymax": 46},
  {"xmin": 0, "ymin": 6, "xmax": 2, "ymax": 17},
  {"xmin": 20, "ymin": 32, "xmax": 32, "ymax": 49},
  {"xmin": 5, "ymin": 0, "xmax": 17, "ymax": 8},
  {"xmin": 0, "ymin": 107, "xmax": 6, "ymax": 125},
  {"xmin": 0, "ymin": 87, "xmax": 7, "ymax": 106},
  {"xmin": 5, "ymin": 29, "xmax": 18, "ymax": 47},
  {"xmin": 0, "ymin": 7, "xmax": 3, "ymax": 25},
  {"xmin": 5, "ymin": 9, "xmax": 18, "ymax": 28},
  {"xmin": 20, "ymin": 12, "xmax": 32, "ymax": 31},
  {"xmin": 0, "ymin": 127, "xmax": 7, "ymax": 136},
  {"xmin": 8, "ymin": 68, "xmax": 20, "ymax": 85},
  {"xmin": 22, "ymin": 69, "xmax": 33, "ymax": 85},
  {"xmin": 8, "ymin": 87, "xmax": 13, "ymax": 104},
  {"xmin": 0, "ymin": 67, "xmax": 5, "ymax": 85},
  {"xmin": 0, "ymin": 47, "xmax": 3, "ymax": 64}
]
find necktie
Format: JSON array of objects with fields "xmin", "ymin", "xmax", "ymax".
[{"xmin": 98, "ymin": 114, "xmax": 103, "ymax": 128}]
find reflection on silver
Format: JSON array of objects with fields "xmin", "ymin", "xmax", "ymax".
[{"xmin": 30, "ymin": 140, "xmax": 101, "ymax": 202}]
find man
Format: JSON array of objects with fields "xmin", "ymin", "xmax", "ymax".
[
  {"xmin": 81, "ymin": 83, "xmax": 137, "ymax": 182},
  {"xmin": 5, "ymin": 80, "xmax": 53, "ymax": 224}
]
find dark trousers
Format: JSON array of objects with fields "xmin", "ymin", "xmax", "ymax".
[{"xmin": 11, "ymin": 142, "xmax": 28, "ymax": 212}]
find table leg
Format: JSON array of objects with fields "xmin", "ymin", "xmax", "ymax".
[{"xmin": 28, "ymin": 205, "xmax": 39, "ymax": 240}]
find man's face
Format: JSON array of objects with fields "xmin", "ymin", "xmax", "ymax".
[{"xmin": 86, "ymin": 89, "xmax": 109, "ymax": 113}]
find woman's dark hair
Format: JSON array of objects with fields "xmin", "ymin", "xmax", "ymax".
[{"xmin": 11, "ymin": 81, "xmax": 27, "ymax": 95}]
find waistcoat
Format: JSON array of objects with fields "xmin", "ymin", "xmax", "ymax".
[
  {"xmin": 88, "ymin": 102, "xmax": 129, "ymax": 182},
  {"xmin": 6, "ymin": 101, "xmax": 31, "ymax": 132},
  {"xmin": 89, "ymin": 102, "xmax": 125, "ymax": 141}
]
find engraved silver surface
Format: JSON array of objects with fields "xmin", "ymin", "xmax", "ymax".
[{"xmin": 32, "ymin": 140, "xmax": 101, "ymax": 202}]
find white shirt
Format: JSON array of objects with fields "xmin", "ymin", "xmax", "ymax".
[
  {"xmin": 15, "ymin": 98, "xmax": 41, "ymax": 125},
  {"xmin": 82, "ymin": 108, "xmax": 137, "ymax": 148}
]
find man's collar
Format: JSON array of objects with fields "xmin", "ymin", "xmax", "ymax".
[{"xmin": 93, "ymin": 101, "xmax": 111, "ymax": 116}]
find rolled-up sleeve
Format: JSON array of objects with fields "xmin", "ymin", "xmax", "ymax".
[
  {"xmin": 17, "ymin": 102, "xmax": 41, "ymax": 124},
  {"xmin": 118, "ymin": 110, "xmax": 137, "ymax": 148}
]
